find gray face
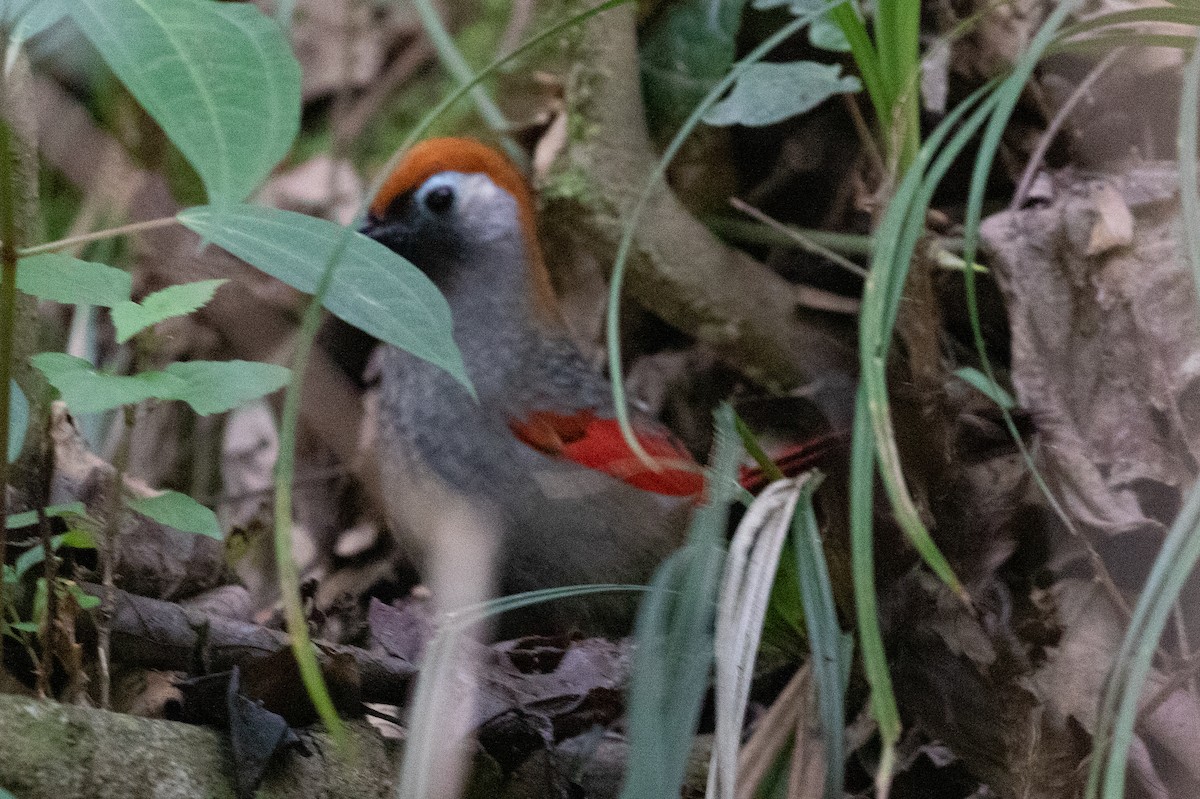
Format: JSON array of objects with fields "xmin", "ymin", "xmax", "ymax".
[{"xmin": 359, "ymin": 171, "xmax": 522, "ymax": 290}]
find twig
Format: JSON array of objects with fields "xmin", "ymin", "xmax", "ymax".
[
  {"xmin": 97, "ymin": 404, "xmax": 136, "ymax": 710},
  {"xmin": 79, "ymin": 582, "xmax": 417, "ymax": 701},
  {"xmin": 729, "ymin": 196, "xmax": 868, "ymax": 279},
  {"xmin": 1010, "ymin": 48, "xmax": 1125, "ymax": 210},
  {"xmin": 843, "ymin": 92, "xmax": 886, "ymax": 182}
]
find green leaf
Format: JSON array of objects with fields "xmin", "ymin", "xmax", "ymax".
[
  {"xmin": 60, "ymin": 529, "xmax": 97, "ymax": 549},
  {"xmin": 31, "ymin": 352, "xmax": 186, "ymax": 414},
  {"xmin": 809, "ymin": 15, "xmax": 852, "ymax": 51},
  {"xmin": 68, "ymin": 0, "xmax": 301, "ymax": 204},
  {"xmin": 11, "ymin": 530, "xmax": 96, "ymax": 580},
  {"xmin": 6, "ymin": 0, "xmax": 69, "ymax": 60},
  {"xmin": 126, "ymin": 490, "xmax": 221, "ymax": 540},
  {"xmin": 111, "ymin": 278, "xmax": 227, "ymax": 343},
  {"xmin": 66, "ymin": 583, "xmax": 101, "ymax": 611},
  {"xmin": 178, "ymin": 204, "xmax": 471, "ymax": 391},
  {"xmin": 953, "ymin": 366, "xmax": 1016, "ymax": 409},
  {"xmin": 639, "ymin": 0, "xmax": 747, "ymax": 139},
  {"xmin": 17, "ymin": 253, "xmax": 132, "ymax": 307},
  {"xmin": 14, "ymin": 543, "xmax": 45, "ymax": 579},
  {"xmin": 622, "ymin": 405, "xmax": 741, "ymax": 799},
  {"xmin": 162, "ymin": 359, "xmax": 290, "ymax": 415},
  {"xmin": 31, "ymin": 352, "xmax": 287, "ymax": 415},
  {"xmin": 8, "ymin": 621, "xmax": 38, "ymax": 633},
  {"xmin": 8, "ymin": 379, "xmax": 25, "ymax": 462},
  {"xmin": 704, "ymin": 60, "xmax": 861, "ymax": 127},
  {"xmin": 751, "ymin": 0, "xmax": 851, "ymax": 51},
  {"xmin": 6, "ymin": 502, "xmax": 87, "ymax": 529}
]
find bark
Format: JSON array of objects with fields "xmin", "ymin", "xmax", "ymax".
[
  {"xmin": 539, "ymin": 2, "xmax": 858, "ymax": 424},
  {"xmin": 0, "ymin": 694, "xmax": 395, "ymax": 799}
]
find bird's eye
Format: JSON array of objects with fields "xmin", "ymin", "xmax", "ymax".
[{"xmin": 424, "ymin": 185, "xmax": 455, "ymax": 214}]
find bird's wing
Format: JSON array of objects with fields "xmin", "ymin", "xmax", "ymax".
[{"xmin": 508, "ymin": 409, "xmax": 706, "ymax": 497}]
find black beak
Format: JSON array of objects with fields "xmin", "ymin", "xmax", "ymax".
[{"xmin": 358, "ymin": 216, "xmax": 381, "ymax": 240}]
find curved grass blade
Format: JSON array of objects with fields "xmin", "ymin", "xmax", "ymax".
[
  {"xmin": 605, "ymin": 0, "xmax": 843, "ymax": 468},
  {"xmin": 791, "ymin": 473, "xmax": 848, "ymax": 799},
  {"xmin": 849, "ymin": 389, "xmax": 899, "ymax": 795},
  {"xmin": 410, "ymin": 0, "xmax": 519, "ymax": 163}
]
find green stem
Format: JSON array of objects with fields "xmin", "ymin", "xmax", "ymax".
[
  {"xmin": 17, "ymin": 217, "xmax": 178, "ymax": 258},
  {"xmin": 0, "ymin": 115, "xmax": 19, "ymax": 668},
  {"xmin": 98, "ymin": 403, "xmax": 135, "ymax": 710},
  {"xmin": 273, "ymin": 227, "xmax": 351, "ymax": 745}
]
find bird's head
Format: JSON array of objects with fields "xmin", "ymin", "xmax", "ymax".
[{"xmin": 360, "ymin": 137, "xmax": 561, "ymax": 325}]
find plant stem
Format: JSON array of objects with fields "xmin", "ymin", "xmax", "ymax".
[
  {"xmin": 34, "ymin": 503, "xmax": 56, "ymax": 698},
  {"xmin": 274, "ymin": 229, "xmax": 351, "ymax": 744},
  {"xmin": 33, "ymin": 422, "xmax": 57, "ymax": 698},
  {"xmin": 0, "ymin": 114, "xmax": 20, "ymax": 668},
  {"xmin": 16, "ymin": 216, "xmax": 179, "ymax": 258},
  {"xmin": 97, "ymin": 403, "xmax": 135, "ymax": 710}
]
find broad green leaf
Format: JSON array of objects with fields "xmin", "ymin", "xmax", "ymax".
[
  {"xmin": 8, "ymin": 621, "xmax": 37, "ymax": 633},
  {"xmin": 32, "ymin": 352, "xmax": 288, "ymax": 415},
  {"xmin": 6, "ymin": 502, "xmax": 87, "ymax": 529},
  {"xmin": 0, "ymin": 0, "xmax": 40, "ymax": 26},
  {"xmin": 6, "ymin": 0, "xmax": 68, "ymax": 53},
  {"xmin": 68, "ymin": 0, "xmax": 301, "ymax": 204},
  {"xmin": 178, "ymin": 204, "xmax": 471, "ymax": 391},
  {"xmin": 953, "ymin": 366, "xmax": 1016, "ymax": 409},
  {"xmin": 809, "ymin": 15, "xmax": 852, "ymax": 51},
  {"xmin": 14, "ymin": 543, "xmax": 44, "ymax": 579},
  {"xmin": 752, "ymin": 0, "xmax": 851, "ymax": 51},
  {"xmin": 8, "ymin": 380, "xmax": 25, "ymax": 462},
  {"xmin": 639, "ymin": 0, "xmax": 747, "ymax": 140},
  {"xmin": 111, "ymin": 278, "xmax": 227, "ymax": 343},
  {"xmin": 704, "ymin": 60, "xmax": 861, "ymax": 127},
  {"xmin": 31, "ymin": 352, "xmax": 186, "ymax": 414},
  {"xmin": 17, "ymin": 253, "xmax": 132, "ymax": 307},
  {"xmin": 60, "ymin": 529, "xmax": 96, "ymax": 549},
  {"xmin": 127, "ymin": 490, "xmax": 221, "ymax": 540},
  {"xmin": 162, "ymin": 359, "xmax": 289, "ymax": 415}
]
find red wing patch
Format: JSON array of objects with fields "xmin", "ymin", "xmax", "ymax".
[
  {"xmin": 737, "ymin": 432, "xmax": 844, "ymax": 495},
  {"xmin": 509, "ymin": 410, "xmax": 706, "ymax": 497}
]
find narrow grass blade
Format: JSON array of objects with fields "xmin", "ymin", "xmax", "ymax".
[
  {"xmin": 1087, "ymin": 33, "xmax": 1200, "ymax": 799},
  {"xmin": 791, "ymin": 474, "xmax": 847, "ymax": 799},
  {"xmin": 622, "ymin": 404, "xmax": 742, "ymax": 799},
  {"xmin": 849, "ymin": 389, "xmax": 899, "ymax": 796}
]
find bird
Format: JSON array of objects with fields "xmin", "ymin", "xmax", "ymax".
[{"xmin": 358, "ymin": 137, "xmax": 831, "ymax": 635}]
